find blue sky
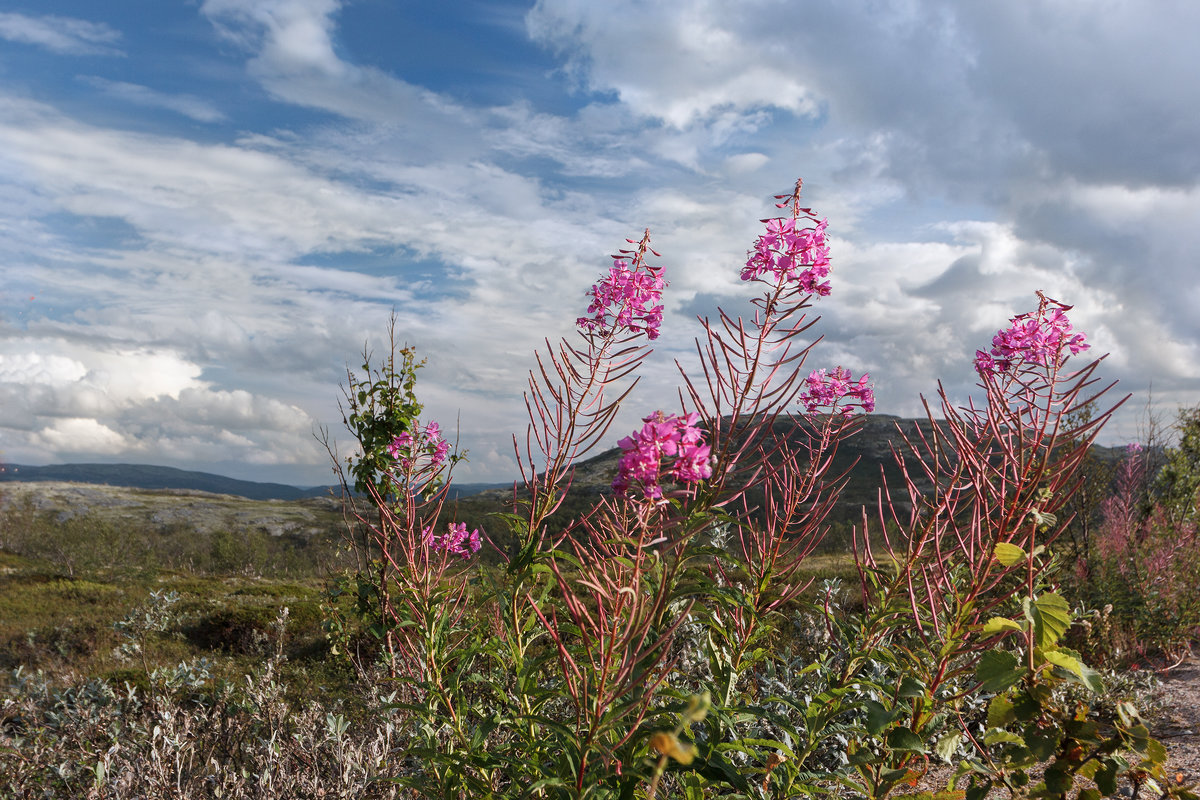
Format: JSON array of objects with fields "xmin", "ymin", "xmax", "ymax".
[{"xmin": 1, "ymin": 1, "xmax": 1198, "ymax": 487}]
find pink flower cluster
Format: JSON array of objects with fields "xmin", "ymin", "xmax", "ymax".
[
  {"xmin": 741, "ymin": 216, "xmax": 831, "ymax": 295},
  {"xmin": 577, "ymin": 259, "xmax": 666, "ymax": 340},
  {"xmin": 612, "ymin": 411, "xmax": 713, "ymax": 499},
  {"xmin": 423, "ymin": 521, "xmax": 482, "ymax": 559},
  {"xmin": 974, "ymin": 297, "xmax": 1090, "ymax": 375},
  {"xmin": 387, "ymin": 421, "xmax": 449, "ymax": 470},
  {"xmin": 799, "ymin": 367, "xmax": 875, "ymax": 415}
]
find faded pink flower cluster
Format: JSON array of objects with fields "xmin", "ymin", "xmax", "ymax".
[
  {"xmin": 423, "ymin": 521, "xmax": 482, "ymax": 559},
  {"xmin": 612, "ymin": 411, "xmax": 713, "ymax": 499},
  {"xmin": 577, "ymin": 259, "xmax": 666, "ymax": 339},
  {"xmin": 741, "ymin": 215, "xmax": 831, "ymax": 295},
  {"xmin": 387, "ymin": 421, "xmax": 449, "ymax": 470},
  {"xmin": 800, "ymin": 367, "xmax": 875, "ymax": 415},
  {"xmin": 974, "ymin": 296, "xmax": 1090, "ymax": 375}
]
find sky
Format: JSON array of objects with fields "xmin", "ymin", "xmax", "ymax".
[{"xmin": 1, "ymin": 0, "xmax": 1198, "ymax": 487}]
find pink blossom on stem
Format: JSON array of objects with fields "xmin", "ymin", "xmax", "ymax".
[
  {"xmin": 577, "ymin": 258, "xmax": 666, "ymax": 340},
  {"xmin": 974, "ymin": 294, "xmax": 1090, "ymax": 375},
  {"xmin": 799, "ymin": 367, "xmax": 875, "ymax": 415},
  {"xmin": 741, "ymin": 214, "xmax": 831, "ymax": 295},
  {"xmin": 425, "ymin": 521, "xmax": 482, "ymax": 559},
  {"xmin": 386, "ymin": 431, "xmax": 415, "ymax": 467},
  {"xmin": 612, "ymin": 411, "xmax": 713, "ymax": 499},
  {"xmin": 387, "ymin": 421, "xmax": 450, "ymax": 470}
]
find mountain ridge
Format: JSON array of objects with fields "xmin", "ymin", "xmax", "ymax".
[
  {"xmin": 1, "ymin": 414, "xmax": 1127, "ymax": 504},
  {"xmin": 0, "ymin": 462, "xmax": 507, "ymax": 502}
]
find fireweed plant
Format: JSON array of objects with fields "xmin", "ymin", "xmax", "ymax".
[{"xmin": 333, "ymin": 181, "xmax": 1192, "ymax": 799}]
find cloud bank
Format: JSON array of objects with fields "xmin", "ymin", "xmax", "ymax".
[{"xmin": 0, "ymin": 1, "xmax": 1196, "ymax": 485}]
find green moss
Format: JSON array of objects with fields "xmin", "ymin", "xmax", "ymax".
[
  {"xmin": 230, "ymin": 581, "xmax": 318, "ymax": 599},
  {"xmin": 43, "ymin": 578, "xmax": 125, "ymax": 602}
]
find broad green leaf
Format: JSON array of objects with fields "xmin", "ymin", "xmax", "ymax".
[
  {"xmin": 1042, "ymin": 648, "xmax": 1084, "ymax": 677},
  {"xmin": 1042, "ymin": 647, "xmax": 1104, "ymax": 692},
  {"xmin": 1044, "ymin": 762, "xmax": 1072, "ymax": 795},
  {"xmin": 982, "ymin": 729, "xmax": 1024, "ymax": 747},
  {"xmin": 1094, "ymin": 758, "xmax": 1119, "ymax": 795},
  {"xmin": 993, "ymin": 542, "xmax": 1026, "ymax": 566},
  {"xmin": 934, "ymin": 731, "xmax": 962, "ymax": 762},
  {"xmin": 1027, "ymin": 729, "xmax": 1061, "ymax": 761},
  {"xmin": 865, "ymin": 699, "xmax": 898, "ymax": 736},
  {"xmin": 987, "ymin": 695, "xmax": 1015, "ymax": 728},
  {"xmin": 1031, "ymin": 592, "xmax": 1072, "ymax": 648},
  {"xmin": 898, "ymin": 676, "xmax": 927, "ymax": 698},
  {"xmin": 975, "ymin": 650, "xmax": 1025, "ymax": 692},
  {"xmin": 1144, "ymin": 736, "xmax": 1168, "ymax": 765},
  {"xmin": 886, "ymin": 728, "xmax": 926, "ymax": 753}
]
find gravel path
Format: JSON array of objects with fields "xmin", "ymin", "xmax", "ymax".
[{"xmin": 1152, "ymin": 655, "xmax": 1200, "ymax": 781}]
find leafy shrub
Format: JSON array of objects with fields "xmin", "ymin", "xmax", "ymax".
[{"xmin": 185, "ymin": 604, "xmax": 280, "ymax": 655}]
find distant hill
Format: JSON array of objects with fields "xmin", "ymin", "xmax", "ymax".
[
  {"xmin": 0, "ymin": 415, "xmax": 1126, "ymax": 505},
  {"xmin": 449, "ymin": 413, "xmax": 1130, "ymax": 549},
  {"xmin": 0, "ymin": 463, "xmax": 507, "ymax": 502},
  {"xmin": 0, "ymin": 463, "xmax": 328, "ymax": 501}
]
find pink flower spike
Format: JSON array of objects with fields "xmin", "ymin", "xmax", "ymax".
[
  {"xmin": 800, "ymin": 367, "xmax": 874, "ymax": 416},
  {"xmin": 742, "ymin": 210, "xmax": 832, "ymax": 295},
  {"xmin": 612, "ymin": 410, "xmax": 713, "ymax": 499},
  {"xmin": 975, "ymin": 294, "xmax": 1090, "ymax": 377},
  {"xmin": 577, "ymin": 256, "xmax": 666, "ymax": 340}
]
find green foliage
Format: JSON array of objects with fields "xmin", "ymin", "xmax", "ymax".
[
  {"xmin": 208, "ymin": 528, "xmax": 269, "ymax": 574},
  {"xmin": 1154, "ymin": 404, "xmax": 1200, "ymax": 526},
  {"xmin": 340, "ymin": 318, "xmax": 425, "ymax": 499},
  {"xmin": 1066, "ymin": 403, "xmax": 1200, "ymax": 666}
]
